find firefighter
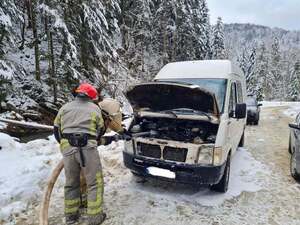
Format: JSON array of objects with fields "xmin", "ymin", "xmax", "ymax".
[{"xmin": 54, "ymin": 83, "xmax": 106, "ymax": 225}]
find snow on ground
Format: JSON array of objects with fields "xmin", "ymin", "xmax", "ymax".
[
  {"xmin": 2, "ymin": 101, "xmax": 299, "ymax": 224},
  {"xmin": 282, "ymin": 103, "xmax": 300, "ymax": 118},
  {"xmin": 0, "ymin": 122, "xmax": 7, "ymax": 130},
  {"xmin": 100, "ymin": 144, "xmax": 269, "ymax": 208},
  {"xmin": 190, "ymin": 147, "xmax": 269, "ymax": 206},
  {"xmin": 260, "ymin": 101, "xmax": 300, "ymax": 108},
  {"xmin": 0, "ymin": 133, "xmax": 61, "ymax": 222},
  {"xmin": 0, "ymin": 134, "xmax": 270, "ymax": 224},
  {"xmin": 260, "ymin": 101, "xmax": 300, "ymax": 119}
]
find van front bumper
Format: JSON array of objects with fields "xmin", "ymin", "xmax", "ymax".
[{"xmin": 123, "ymin": 151, "xmax": 226, "ymax": 185}]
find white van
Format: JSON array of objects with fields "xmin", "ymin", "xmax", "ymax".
[{"xmin": 123, "ymin": 60, "xmax": 247, "ymax": 193}]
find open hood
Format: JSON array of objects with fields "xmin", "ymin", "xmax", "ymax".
[{"xmin": 126, "ymin": 82, "xmax": 220, "ymax": 116}]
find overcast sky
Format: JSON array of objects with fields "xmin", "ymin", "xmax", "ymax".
[{"xmin": 207, "ymin": 0, "xmax": 300, "ymax": 30}]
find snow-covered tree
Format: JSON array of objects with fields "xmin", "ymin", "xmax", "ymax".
[
  {"xmin": 0, "ymin": 74, "xmax": 11, "ymax": 112},
  {"xmin": 0, "ymin": 0, "xmax": 21, "ymax": 57},
  {"xmin": 191, "ymin": 0, "xmax": 211, "ymax": 60},
  {"xmin": 152, "ymin": 0, "xmax": 178, "ymax": 64},
  {"xmin": 288, "ymin": 61, "xmax": 300, "ymax": 101},
  {"xmin": 121, "ymin": 0, "xmax": 152, "ymax": 76},
  {"xmin": 224, "ymin": 23, "xmax": 300, "ymax": 101},
  {"xmin": 211, "ymin": 17, "xmax": 226, "ymax": 59},
  {"xmin": 270, "ymin": 37, "xmax": 281, "ymax": 80},
  {"xmin": 254, "ymin": 42, "xmax": 269, "ymax": 100},
  {"xmin": 238, "ymin": 43, "xmax": 257, "ymax": 94}
]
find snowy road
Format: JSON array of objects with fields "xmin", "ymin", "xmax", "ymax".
[{"xmin": 2, "ymin": 105, "xmax": 300, "ymax": 225}]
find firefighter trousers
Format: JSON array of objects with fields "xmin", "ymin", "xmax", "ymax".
[{"xmin": 62, "ymin": 144, "xmax": 104, "ymax": 223}]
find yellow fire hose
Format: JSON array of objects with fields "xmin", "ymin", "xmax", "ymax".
[{"xmin": 39, "ymin": 160, "xmax": 64, "ymax": 225}]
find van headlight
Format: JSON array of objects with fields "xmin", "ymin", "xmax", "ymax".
[
  {"xmin": 213, "ymin": 147, "xmax": 223, "ymax": 166},
  {"xmin": 197, "ymin": 145, "xmax": 214, "ymax": 164},
  {"xmin": 124, "ymin": 140, "xmax": 134, "ymax": 153}
]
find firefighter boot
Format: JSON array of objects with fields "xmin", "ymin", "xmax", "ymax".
[
  {"xmin": 87, "ymin": 212, "xmax": 106, "ymax": 225},
  {"xmin": 65, "ymin": 214, "xmax": 79, "ymax": 225}
]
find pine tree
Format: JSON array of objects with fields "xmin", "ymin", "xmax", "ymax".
[
  {"xmin": 43, "ymin": 0, "xmax": 57, "ymax": 104},
  {"xmin": 238, "ymin": 43, "xmax": 257, "ymax": 94},
  {"xmin": 254, "ymin": 42, "xmax": 269, "ymax": 100},
  {"xmin": 191, "ymin": 0, "xmax": 211, "ymax": 60},
  {"xmin": 152, "ymin": 0, "xmax": 178, "ymax": 64},
  {"xmin": 288, "ymin": 61, "xmax": 300, "ymax": 101},
  {"xmin": 121, "ymin": 0, "xmax": 152, "ymax": 75},
  {"xmin": 0, "ymin": 0, "xmax": 21, "ymax": 56},
  {"xmin": 0, "ymin": 74, "xmax": 10, "ymax": 112},
  {"xmin": 31, "ymin": 0, "xmax": 41, "ymax": 81},
  {"xmin": 211, "ymin": 17, "xmax": 226, "ymax": 59},
  {"xmin": 270, "ymin": 37, "xmax": 283, "ymax": 99}
]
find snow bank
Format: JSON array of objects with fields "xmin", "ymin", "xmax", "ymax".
[
  {"xmin": 260, "ymin": 101, "xmax": 299, "ymax": 108},
  {"xmin": 283, "ymin": 103, "xmax": 300, "ymax": 119},
  {"xmin": 260, "ymin": 101, "xmax": 300, "ymax": 119},
  {"xmin": 0, "ymin": 133, "xmax": 61, "ymax": 222}
]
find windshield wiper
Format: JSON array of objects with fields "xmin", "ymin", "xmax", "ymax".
[
  {"xmin": 157, "ymin": 110, "xmax": 178, "ymax": 118},
  {"xmin": 169, "ymin": 108, "xmax": 212, "ymax": 121}
]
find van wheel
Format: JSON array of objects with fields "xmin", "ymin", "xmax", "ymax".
[
  {"xmin": 131, "ymin": 171, "xmax": 147, "ymax": 183},
  {"xmin": 131, "ymin": 171, "xmax": 142, "ymax": 177},
  {"xmin": 210, "ymin": 155, "xmax": 231, "ymax": 193},
  {"xmin": 238, "ymin": 132, "xmax": 245, "ymax": 147},
  {"xmin": 290, "ymin": 150, "xmax": 300, "ymax": 182}
]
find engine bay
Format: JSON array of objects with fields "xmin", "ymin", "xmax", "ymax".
[{"xmin": 129, "ymin": 117, "xmax": 218, "ymax": 144}]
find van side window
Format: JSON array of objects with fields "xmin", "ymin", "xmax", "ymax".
[
  {"xmin": 236, "ymin": 81, "xmax": 243, "ymax": 103},
  {"xmin": 229, "ymin": 82, "xmax": 237, "ymax": 113}
]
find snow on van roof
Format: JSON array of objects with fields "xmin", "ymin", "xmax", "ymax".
[{"xmin": 154, "ymin": 60, "xmax": 243, "ymax": 80}]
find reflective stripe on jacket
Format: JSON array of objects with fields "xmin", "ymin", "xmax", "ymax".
[{"xmin": 54, "ymin": 97, "xmax": 104, "ymax": 143}]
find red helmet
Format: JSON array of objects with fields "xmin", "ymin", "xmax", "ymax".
[{"xmin": 76, "ymin": 83, "xmax": 98, "ymax": 100}]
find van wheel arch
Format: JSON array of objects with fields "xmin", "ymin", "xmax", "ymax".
[{"xmin": 210, "ymin": 151, "xmax": 231, "ymax": 193}]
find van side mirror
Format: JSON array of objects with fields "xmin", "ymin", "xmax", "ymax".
[
  {"xmin": 235, "ymin": 103, "xmax": 247, "ymax": 119},
  {"xmin": 289, "ymin": 123, "xmax": 300, "ymax": 130}
]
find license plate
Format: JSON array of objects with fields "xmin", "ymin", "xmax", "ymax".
[{"xmin": 146, "ymin": 167, "xmax": 176, "ymax": 179}]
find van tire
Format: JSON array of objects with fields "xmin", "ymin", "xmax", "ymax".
[
  {"xmin": 131, "ymin": 171, "xmax": 147, "ymax": 183},
  {"xmin": 210, "ymin": 155, "xmax": 231, "ymax": 193},
  {"xmin": 290, "ymin": 150, "xmax": 300, "ymax": 182},
  {"xmin": 238, "ymin": 132, "xmax": 245, "ymax": 147},
  {"xmin": 131, "ymin": 171, "xmax": 142, "ymax": 177}
]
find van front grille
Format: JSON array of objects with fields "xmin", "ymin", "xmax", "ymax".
[
  {"xmin": 137, "ymin": 142, "xmax": 161, "ymax": 159},
  {"xmin": 137, "ymin": 142, "xmax": 188, "ymax": 162},
  {"xmin": 163, "ymin": 146, "xmax": 188, "ymax": 162}
]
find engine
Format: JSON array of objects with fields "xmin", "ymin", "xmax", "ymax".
[{"xmin": 129, "ymin": 117, "xmax": 218, "ymax": 144}]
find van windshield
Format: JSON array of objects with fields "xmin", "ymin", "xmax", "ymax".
[{"xmin": 157, "ymin": 78, "xmax": 227, "ymax": 112}]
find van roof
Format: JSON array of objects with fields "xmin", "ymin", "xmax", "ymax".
[{"xmin": 154, "ymin": 60, "xmax": 243, "ymax": 80}]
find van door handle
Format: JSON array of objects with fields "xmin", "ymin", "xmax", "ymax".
[{"xmin": 227, "ymin": 121, "xmax": 231, "ymax": 125}]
